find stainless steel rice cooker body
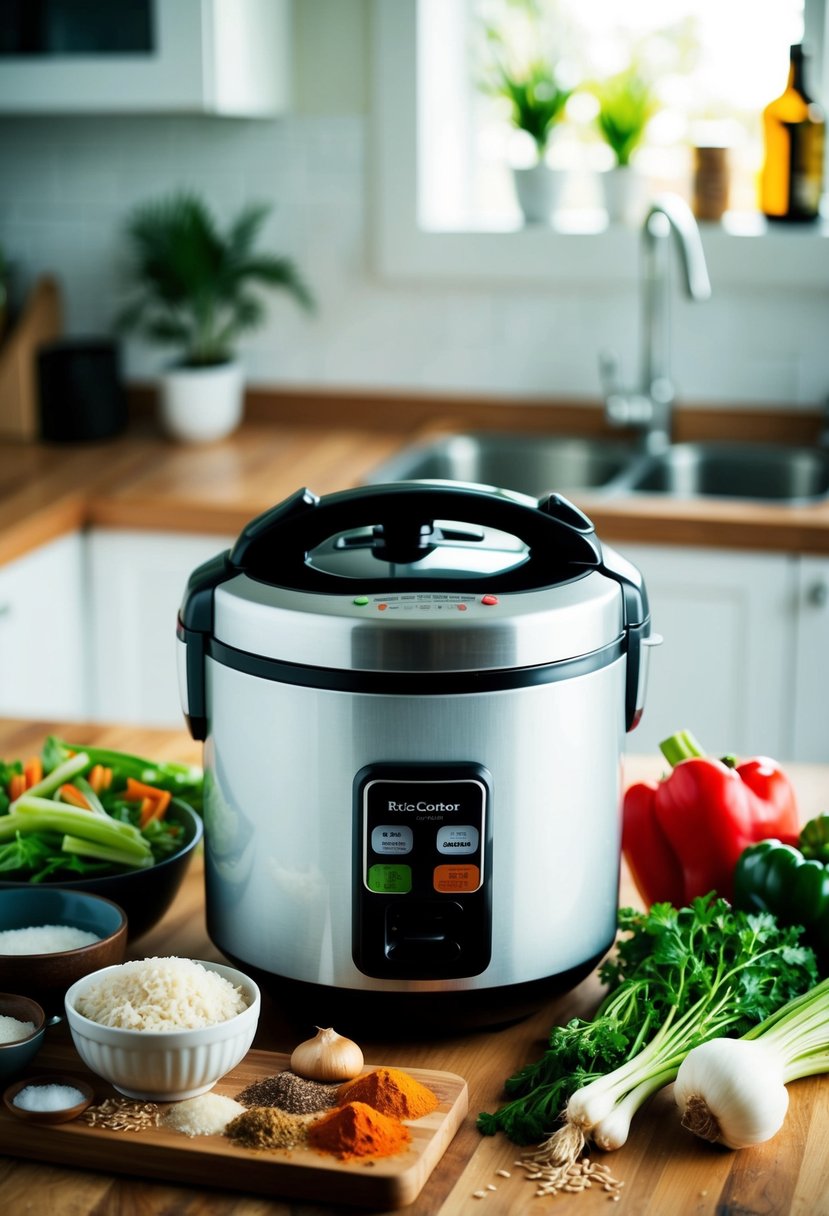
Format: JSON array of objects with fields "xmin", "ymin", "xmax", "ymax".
[{"xmin": 178, "ymin": 482, "xmax": 653, "ymax": 1015}]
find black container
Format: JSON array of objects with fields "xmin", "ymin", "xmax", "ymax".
[{"xmin": 37, "ymin": 338, "xmax": 127, "ymax": 442}]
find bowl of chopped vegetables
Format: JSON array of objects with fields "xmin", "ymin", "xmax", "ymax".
[
  {"xmin": 0, "ymin": 888, "xmax": 128, "ymax": 1012},
  {"xmin": 0, "ymin": 737, "xmax": 204, "ymax": 941}
]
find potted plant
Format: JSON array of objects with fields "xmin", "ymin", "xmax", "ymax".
[
  {"xmin": 593, "ymin": 66, "xmax": 658, "ymax": 223},
  {"xmin": 116, "ymin": 193, "xmax": 313, "ymax": 443},
  {"xmin": 480, "ymin": 24, "xmax": 573, "ymax": 224}
]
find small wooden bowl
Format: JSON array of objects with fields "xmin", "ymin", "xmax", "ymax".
[{"xmin": 3, "ymin": 1072, "xmax": 95, "ymax": 1124}]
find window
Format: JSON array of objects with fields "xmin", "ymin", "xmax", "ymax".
[{"xmin": 372, "ymin": 0, "xmax": 829, "ymax": 285}]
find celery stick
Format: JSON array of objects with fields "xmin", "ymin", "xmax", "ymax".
[
  {"xmin": 0, "ymin": 801, "xmax": 150, "ymax": 859},
  {"xmin": 11, "ymin": 751, "xmax": 90, "ymax": 807},
  {"xmin": 61, "ymin": 835, "xmax": 153, "ymax": 870}
]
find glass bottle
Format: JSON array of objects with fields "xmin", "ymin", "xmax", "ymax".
[{"xmin": 760, "ymin": 44, "xmax": 825, "ymax": 222}]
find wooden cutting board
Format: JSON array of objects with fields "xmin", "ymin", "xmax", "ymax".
[{"xmin": 1, "ymin": 1043, "xmax": 468, "ymax": 1209}]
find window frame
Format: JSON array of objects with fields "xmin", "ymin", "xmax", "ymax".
[{"xmin": 371, "ymin": 0, "xmax": 829, "ymax": 289}]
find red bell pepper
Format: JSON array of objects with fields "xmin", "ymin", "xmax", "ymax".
[{"xmin": 622, "ymin": 730, "xmax": 800, "ymax": 907}]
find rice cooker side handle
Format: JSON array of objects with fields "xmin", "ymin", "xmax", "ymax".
[
  {"xmin": 600, "ymin": 544, "xmax": 655, "ymax": 733},
  {"xmin": 177, "ymin": 550, "xmax": 233, "ymax": 741}
]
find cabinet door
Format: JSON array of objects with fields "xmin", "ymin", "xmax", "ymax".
[
  {"xmin": 0, "ymin": 533, "xmax": 87, "ymax": 719},
  {"xmin": 619, "ymin": 544, "xmax": 795, "ymax": 759},
  {"xmin": 792, "ymin": 557, "xmax": 829, "ymax": 763},
  {"xmin": 0, "ymin": 0, "xmax": 289, "ymax": 116},
  {"xmin": 88, "ymin": 530, "xmax": 233, "ymax": 728}
]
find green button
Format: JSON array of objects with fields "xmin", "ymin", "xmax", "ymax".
[
  {"xmin": 367, "ymin": 864, "xmax": 412, "ymax": 894},
  {"xmin": 353, "ymin": 596, "xmax": 370, "ymax": 606}
]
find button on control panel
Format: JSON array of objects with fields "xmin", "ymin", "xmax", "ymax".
[{"xmin": 352, "ymin": 764, "xmax": 492, "ymax": 980}]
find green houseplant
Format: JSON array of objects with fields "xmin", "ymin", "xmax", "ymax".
[
  {"xmin": 117, "ymin": 193, "xmax": 313, "ymax": 442},
  {"xmin": 593, "ymin": 67, "xmax": 658, "ymax": 222},
  {"xmin": 480, "ymin": 11, "xmax": 573, "ymax": 224}
]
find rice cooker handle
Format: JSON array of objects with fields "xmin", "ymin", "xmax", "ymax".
[{"xmin": 230, "ymin": 483, "xmax": 602, "ymax": 578}]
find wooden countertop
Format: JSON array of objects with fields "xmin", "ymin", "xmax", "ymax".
[
  {"xmin": 1, "ymin": 412, "xmax": 829, "ymax": 567},
  {"xmin": 1, "ymin": 718, "xmax": 828, "ymax": 1216}
]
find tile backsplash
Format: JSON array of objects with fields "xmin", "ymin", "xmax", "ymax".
[{"xmin": 0, "ymin": 113, "xmax": 827, "ymax": 412}]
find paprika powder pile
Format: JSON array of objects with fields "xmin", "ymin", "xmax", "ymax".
[
  {"xmin": 337, "ymin": 1067, "xmax": 439, "ymax": 1121},
  {"xmin": 307, "ymin": 1100, "xmax": 411, "ymax": 1160},
  {"xmin": 623, "ymin": 730, "xmax": 800, "ymax": 906}
]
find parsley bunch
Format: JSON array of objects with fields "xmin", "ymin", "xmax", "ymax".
[{"xmin": 478, "ymin": 895, "xmax": 817, "ymax": 1146}]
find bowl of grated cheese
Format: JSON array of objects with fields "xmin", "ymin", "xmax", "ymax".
[{"xmin": 64, "ymin": 957, "xmax": 260, "ymax": 1100}]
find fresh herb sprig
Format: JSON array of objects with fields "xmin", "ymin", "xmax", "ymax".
[{"xmin": 478, "ymin": 895, "xmax": 818, "ymax": 1145}]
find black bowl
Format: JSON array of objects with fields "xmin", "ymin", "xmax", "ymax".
[{"xmin": 0, "ymin": 799, "xmax": 203, "ymax": 941}]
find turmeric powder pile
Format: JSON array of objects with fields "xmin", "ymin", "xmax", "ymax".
[
  {"xmin": 337, "ymin": 1067, "xmax": 439, "ymax": 1121},
  {"xmin": 308, "ymin": 1100, "xmax": 411, "ymax": 1160}
]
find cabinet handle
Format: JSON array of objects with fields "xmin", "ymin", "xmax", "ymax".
[{"xmin": 807, "ymin": 580, "xmax": 829, "ymax": 608}]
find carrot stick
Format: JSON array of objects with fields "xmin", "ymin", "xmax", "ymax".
[
  {"xmin": 59, "ymin": 783, "xmax": 91, "ymax": 810},
  {"xmin": 125, "ymin": 778, "xmax": 167, "ymax": 802},
  {"xmin": 24, "ymin": 757, "xmax": 43, "ymax": 788},
  {"xmin": 88, "ymin": 764, "xmax": 113, "ymax": 793},
  {"xmin": 138, "ymin": 789, "xmax": 172, "ymax": 828},
  {"xmin": 9, "ymin": 773, "xmax": 26, "ymax": 801}
]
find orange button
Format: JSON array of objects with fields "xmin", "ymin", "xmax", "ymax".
[{"xmin": 433, "ymin": 864, "xmax": 480, "ymax": 893}]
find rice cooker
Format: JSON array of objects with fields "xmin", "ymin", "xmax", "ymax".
[{"xmin": 178, "ymin": 481, "xmax": 655, "ymax": 1030}]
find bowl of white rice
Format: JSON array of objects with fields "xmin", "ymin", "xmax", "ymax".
[
  {"xmin": 0, "ymin": 888, "xmax": 128, "ymax": 1012},
  {"xmin": 64, "ymin": 957, "xmax": 260, "ymax": 1100}
]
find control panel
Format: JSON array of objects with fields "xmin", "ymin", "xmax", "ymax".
[{"xmin": 352, "ymin": 763, "xmax": 492, "ymax": 980}]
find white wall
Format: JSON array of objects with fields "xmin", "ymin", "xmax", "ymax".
[{"xmin": 0, "ymin": 0, "xmax": 827, "ymax": 412}]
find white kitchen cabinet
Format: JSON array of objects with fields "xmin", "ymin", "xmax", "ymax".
[
  {"xmin": 620, "ymin": 544, "xmax": 798, "ymax": 761},
  {"xmin": 791, "ymin": 557, "xmax": 829, "ymax": 763},
  {"xmin": 87, "ymin": 529, "xmax": 233, "ymax": 728},
  {"xmin": 0, "ymin": 532, "xmax": 88, "ymax": 720},
  {"xmin": 0, "ymin": 0, "xmax": 291, "ymax": 117}
]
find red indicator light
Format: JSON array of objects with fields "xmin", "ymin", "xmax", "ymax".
[
  {"xmin": 481, "ymin": 594, "xmax": 499, "ymax": 606},
  {"xmin": 457, "ymin": 603, "xmax": 468, "ymax": 611},
  {"xmin": 377, "ymin": 603, "xmax": 388, "ymax": 611}
]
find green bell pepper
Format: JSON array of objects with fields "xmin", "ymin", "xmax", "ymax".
[{"xmin": 734, "ymin": 813, "xmax": 829, "ymax": 959}]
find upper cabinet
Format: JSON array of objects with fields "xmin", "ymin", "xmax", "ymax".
[{"xmin": 0, "ymin": 0, "xmax": 292, "ymax": 117}]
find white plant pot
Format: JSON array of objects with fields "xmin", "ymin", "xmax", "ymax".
[
  {"xmin": 159, "ymin": 361, "xmax": 245, "ymax": 444},
  {"xmin": 601, "ymin": 165, "xmax": 643, "ymax": 225},
  {"xmin": 513, "ymin": 164, "xmax": 564, "ymax": 225}
]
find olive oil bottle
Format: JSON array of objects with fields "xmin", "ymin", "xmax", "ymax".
[{"xmin": 760, "ymin": 43, "xmax": 825, "ymax": 222}]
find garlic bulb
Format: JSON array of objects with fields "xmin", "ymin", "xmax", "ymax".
[
  {"xmin": 674, "ymin": 1038, "xmax": 789, "ymax": 1150},
  {"xmin": 290, "ymin": 1027, "xmax": 364, "ymax": 1082}
]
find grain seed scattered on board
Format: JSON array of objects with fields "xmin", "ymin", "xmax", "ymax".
[
  {"xmin": 515, "ymin": 1154, "xmax": 625, "ymax": 1200},
  {"xmin": 82, "ymin": 1097, "xmax": 161, "ymax": 1132}
]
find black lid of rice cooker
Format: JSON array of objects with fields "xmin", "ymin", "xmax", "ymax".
[{"xmin": 177, "ymin": 482, "xmax": 651, "ymax": 736}]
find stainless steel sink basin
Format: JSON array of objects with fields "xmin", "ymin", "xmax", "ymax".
[
  {"xmin": 366, "ymin": 432, "xmax": 829, "ymax": 505},
  {"xmin": 622, "ymin": 443, "xmax": 829, "ymax": 504},
  {"xmin": 366, "ymin": 432, "xmax": 638, "ymax": 497}
]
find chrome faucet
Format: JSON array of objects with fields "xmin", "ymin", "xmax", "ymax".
[{"xmin": 600, "ymin": 194, "xmax": 712, "ymax": 453}]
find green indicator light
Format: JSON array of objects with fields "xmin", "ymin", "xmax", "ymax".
[
  {"xmin": 353, "ymin": 596, "xmax": 370, "ymax": 606},
  {"xmin": 367, "ymin": 864, "xmax": 412, "ymax": 894}
]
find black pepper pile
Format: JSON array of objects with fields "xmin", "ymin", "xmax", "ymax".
[{"xmin": 235, "ymin": 1069, "xmax": 339, "ymax": 1115}]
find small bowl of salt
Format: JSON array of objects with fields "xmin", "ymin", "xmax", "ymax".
[
  {"xmin": 0, "ymin": 993, "xmax": 47, "ymax": 1083},
  {"xmin": 4, "ymin": 1073, "xmax": 95, "ymax": 1124}
]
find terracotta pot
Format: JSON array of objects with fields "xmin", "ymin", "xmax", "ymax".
[{"xmin": 159, "ymin": 360, "xmax": 244, "ymax": 443}]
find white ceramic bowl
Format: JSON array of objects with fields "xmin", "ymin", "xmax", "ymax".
[{"xmin": 63, "ymin": 960, "xmax": 260, "ymax": 1101}]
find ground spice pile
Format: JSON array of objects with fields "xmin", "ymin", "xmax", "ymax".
[
  {"xmin": 235, "ymin": 1069, "xmax": 338, "ymax": 1114},
  {"xmin": 225, "ymin": 1105, "xmax": 317, "ymax": 1150},
  {"xmin": 338, "ymin": 1067, "xmax": 439, "ymax": 1121},
  {"xmin": 308, "ymin": 1100, "xmax": 411, "ymax": 1160}
]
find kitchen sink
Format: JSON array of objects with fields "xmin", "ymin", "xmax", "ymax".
[
  {"xmin": 623, "ymin": 443, "xmax": 829, "ymax": 504},
  {"xmin": 366, "ymin": 433, "xmax": 829, "ymax": 505},
  {"xmin": 365, "ymin": 432, "xmax": 638, "ymax": 497}
]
